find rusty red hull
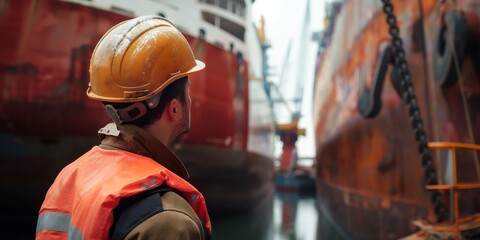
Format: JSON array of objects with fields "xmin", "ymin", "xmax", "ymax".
[
  {"xmin": 0, "ymin": 0, "xmax": 250, "ymax": 145},
  {"xmin": 0, "ymin": 0, "xmax": 274, "ymax": 237},
  {"xmin": 314, "ymin": 1, "xmax": 480, "ymax": 239}
]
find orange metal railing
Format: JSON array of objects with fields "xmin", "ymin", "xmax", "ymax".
[{"xmin": 425, "ymin": 142, "xmax": 480, "ymax": 238}]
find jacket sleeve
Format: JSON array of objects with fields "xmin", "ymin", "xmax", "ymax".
[{"xmin": 123, "ymin": 210, "xmax": 203, "ymax": 240}]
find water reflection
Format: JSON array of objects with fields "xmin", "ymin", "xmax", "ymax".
[
  {"xmin": 276, "ymin": 191, "xmax": 316, "ymax": 240},
  {"xmin": 316, "ymin": 201, "xmax": 349, "ymax": 240},
  {"xmin": 211, "ymin": 190, "xmax": 348, "ymax": 240},
  {"xmin": 212, "ymin": 194, "xmax": 274, "ymax": 240}
]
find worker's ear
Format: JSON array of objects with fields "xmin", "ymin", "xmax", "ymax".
[{"xmin": 166, "ymin": 98, "xmax": 180, "ymax": 121}]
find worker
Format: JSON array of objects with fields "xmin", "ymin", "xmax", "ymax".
[{"xmin": 35, "ymin": 16, "xmax": 211, "ymax": 240}]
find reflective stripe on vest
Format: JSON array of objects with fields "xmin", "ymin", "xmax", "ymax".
[{"xmin": 36, "ymin": 212, "xmax": 84, "ymax": 240}]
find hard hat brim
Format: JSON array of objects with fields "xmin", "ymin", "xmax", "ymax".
[
  {"xmin": 87, "ymin": 59, "xmax": 205, "ymax": 102},
  {"xmin": 191, "ymin": 60, "xmax": 205, "ymax": 73}
]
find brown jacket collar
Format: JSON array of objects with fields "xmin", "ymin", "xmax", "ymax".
[{"xmin": 97, "ymin": 123, "xmax": 189, "ymax": 179}]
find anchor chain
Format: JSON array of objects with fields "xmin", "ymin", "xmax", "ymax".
[{"xmin": 380, "ymin": 0, "xmax": 446, "ymax": 222}]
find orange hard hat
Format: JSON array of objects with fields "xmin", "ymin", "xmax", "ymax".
[{"xmin": 87, "ymin": 16, "xmax": 204, "ymax": 102}]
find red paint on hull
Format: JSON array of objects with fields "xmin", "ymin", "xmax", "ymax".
[{"xmin": 0, "ymin": 0, "xmax": 250, "ymax": 147}]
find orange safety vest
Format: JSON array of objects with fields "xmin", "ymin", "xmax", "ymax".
[{"xmin": 36, "ymin": 146, "xmax": 211, "ymax": 240}]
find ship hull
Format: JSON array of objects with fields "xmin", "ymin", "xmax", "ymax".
[
  {"xmin": 175, "ymin": 144, "xmax": 274, "ymax": 217},
  {"xmin": 314, "ymin": 0, "xmax": 480, "ymax": 239},
  {"xmin": 0, "ymin": 0, "xmax": 274, "ymax": 236}
]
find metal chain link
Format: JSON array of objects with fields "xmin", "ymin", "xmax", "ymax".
[{"xmin": 380, "ymin": 0, "xmax": 446, "ymax": 222}]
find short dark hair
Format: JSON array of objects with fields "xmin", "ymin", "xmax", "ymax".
[{"xmin": 103, "ymin": 76, "xmax": 188, "ymax": 127}]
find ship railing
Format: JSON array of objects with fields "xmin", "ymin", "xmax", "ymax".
[{"xmin": 420, "ymin": 142, "xmax": 480, "ymax": 238}]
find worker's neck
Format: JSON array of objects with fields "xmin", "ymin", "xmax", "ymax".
[{"xmin": 144, "ymin": 118, "xmax": 172, "ymax": 147}]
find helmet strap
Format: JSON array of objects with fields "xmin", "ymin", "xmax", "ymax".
[
  {"xmin": 105, "ymin": 92, "xmax": 163, "ymax": 125},
  {"xmin": 105, "ymin": 103, "xmax": 146, "ymax": 125},
  {"xmin": 145, "ymin": 92, "xmax": 162, "ymax": 109}
]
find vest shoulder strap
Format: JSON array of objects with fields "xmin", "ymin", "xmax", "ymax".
[{"xmin": 110, "ymin": 185, "xmax": 177, "ymax": 240}]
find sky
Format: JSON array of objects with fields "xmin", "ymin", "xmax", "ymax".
[{"xmin": 252, "ymin": 0, "xmax": 326, "ymax": 159}]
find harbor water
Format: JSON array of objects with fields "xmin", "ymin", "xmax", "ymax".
[{"xmin": 211, "ymin": 190, "xmax": 348, "ymax": 240}]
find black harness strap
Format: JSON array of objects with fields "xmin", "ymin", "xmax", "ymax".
[{"xmin": 110, "ymin": 185, "xmax": 175, "ymax": 240}]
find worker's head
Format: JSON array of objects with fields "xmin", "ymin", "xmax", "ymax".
[{"xmin": 87, "ymin": 16, "xmax": 204, "ymax": 143}]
